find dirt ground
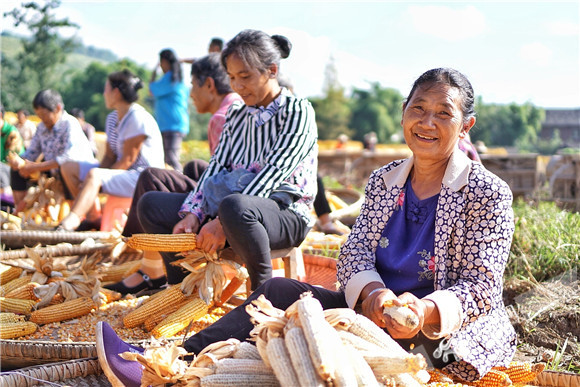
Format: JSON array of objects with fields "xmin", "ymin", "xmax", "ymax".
[{"xmin": 503, "ymin": 271, "xmax": 579, "ymax": 372}]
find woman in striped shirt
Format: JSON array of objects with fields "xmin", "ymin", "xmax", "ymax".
[{"xmin": 131, "ymin": 29, "xmax": 319, "ymax": 291}]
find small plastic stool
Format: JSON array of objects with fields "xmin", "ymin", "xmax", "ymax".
[{"xmin": 100, "ymin": 195, "xmax": 132, "ymax": 232}]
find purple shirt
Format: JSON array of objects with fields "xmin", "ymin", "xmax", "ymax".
[{"xmin": 375, "ymin": 177, "xmax": 438, "ymax": 299}]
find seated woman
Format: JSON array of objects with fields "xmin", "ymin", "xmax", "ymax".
[
  {"xmin": 108, "ymin": 53, "xmax": 242, "ymax": 293},
  {"xmin": 57, "ymin": 70, "xmax": 165, "ymax": 231},
  {"xmin": 8, "ymin": 90, "xmax": 97, "ymax": 210},
  {"xmin": 107, "ymin": 29, "xmax": 318, "ymax": 295},
  {"xmin": 98, "ymin": 67, "xmax": 516, "ymax": 386}
]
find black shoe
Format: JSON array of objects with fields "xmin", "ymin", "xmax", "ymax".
[{"xmin": 104, "ymin": 270, "xmax": 167, "ymax": 296}]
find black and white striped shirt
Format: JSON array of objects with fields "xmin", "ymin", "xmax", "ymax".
[{"xmin": 180, "ymin": 87, "xmax": 318, "ymax": 226}]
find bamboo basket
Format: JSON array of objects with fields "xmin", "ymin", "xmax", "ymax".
[
  {"xmin": 0, "ymin": 243, "xmax": 113, "ymax": 260},
  {"xmin": 0, "ymin": 230, "xmax": 115, "ymax": 249},
  {"xmin": 0, "ymin": 339, "xmax": 100, "ymax": 369},
  {"xmin": 533, "ymin": 370, "xmax": 580, "ymax": 387},
  {"xmin": 0, "ymin": 357, "xmax": 108, "ymax": 386},
  {"xmin": 302, "ymin": 253, "xmax": 338, "ymax": 291}
]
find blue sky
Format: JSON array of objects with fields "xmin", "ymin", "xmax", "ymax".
[{"xmin": 2, "ymin": 1, "xmax": 579, "ymax": 108}]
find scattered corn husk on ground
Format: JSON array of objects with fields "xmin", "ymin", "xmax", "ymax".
[{"xmin": 120, "ymin": 337, "xmax": 190, "ymax": 386}]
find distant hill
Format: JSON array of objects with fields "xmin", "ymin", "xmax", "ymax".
[{"xmin": 1, "ymin": 31, "xmax": 118, "ymax": 70}]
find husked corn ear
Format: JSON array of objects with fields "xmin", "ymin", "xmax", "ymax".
[
  {"xmin": 123, "ymin": 285, "xmax": 187, "ymax": 328},
  {"xmin": 0, "ymin": 297, "xmax": 36, "ymax": 314},
  {"xmin": 266, "ymin": 336, "xmax": 300, "ymax": 386},
  {"xmin": 0, "ymin": 264, "xmax": 23, "ymax": 284},
  {"xmin": 0, "ymin": 312, "xmax": 25, "ymax": 323},
  {"xmin": 0, "ymin": 321, "xmax": 38, "ymax": 339},
  {"xmin": 100, "ymin": 260, "xmax": 142, "ymax": 283},
  {"xmin": 474, "ymin": 369, "xmax": 512, "ymax": 387},
  {"xmin": 144, "ymin": 298, "xmax": 190, "ymax": 332},
  {"xmin": 200, "ymin": 372, "xmax": 280, "ymax": 386},
  {"xmin": 214, "ymin": 358, "xmax": 273, "ymax": 375},
  {"xmin": 126, "ymin": 233, "xmax": 197, "ymax": 252},
  {"xmin": 151, "ymin": 297, "xmax": 209, "ymax": 338},
  {"xmin": 383, "ymin": 300, "xmax": 420, "ymax": 330},
  {"xmin": 233, "ymin": 341, "xmax": 262, "ymax": 360},
  {"xmin": 364, "ymin": 352, "xmax": 427, "ymax": 375},
  {"xmin": 98, "ymin": 288, "xmax": 122, "ymax": 304},
  {"xmin": 5, "ymin": 282, "xmax": 41, "ymax": 301},
  {"xmin": 29, "ymin": 297, "xmax": 95, "ymax": 324},
  {"xmin": 494, "ymin": 361, "xmax": 545, "ymax": 383},
  {"xmin": 342, "ymin": 342, "xmax": 380, "ymax": 387},
  {"xmin": 48, "ymin": 293, "xmax": 64, "ymax": 305},
  {"xmin": 284, "ymin": 326, "xmax": 325, "ymax": 387},
  {"xmin": 0, "ymin": 276, "xmax": 31, "ymax": 296}
]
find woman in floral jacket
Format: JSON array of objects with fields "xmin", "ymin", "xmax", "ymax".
[{"xmin": 97, "ymin": 67, "xmax": 515, "ymax": 385}]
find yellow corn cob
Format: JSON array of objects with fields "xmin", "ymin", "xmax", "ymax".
[
  {"xmin": 494, "ymin": 361, "xmax": 545, "ymax": 383},
  {"xmin": 98, "ymin": 288, "xmax": 122, "ymax": 304},
  {"xmin": 48, "ymin": 293, "xmax": 64, "ymax": 305},
  {"xmin": 151, "ymin": 297, "xmax": 209, "ymax": 338},
  {"xmin": 425, "ymin": 383, "xmax": 470, "ymax": 387},
  {"xmin": 100, "ymin": 260, "xmax": 142, "ymax": 283},
  {"xmin": 233, "ymin": 341, "xmax": 262, "ymax": 360},
  {"xmin": 29, "ymin": 297, "xmax": 95, "ymax": 324},
  {"xmin": 0, "ymin": 264, "xmax": 23, "ymax": 285},
  {"xmin": 266, "ymin": 336, "xmax": 301, "ymax": 386},
  {"xmin": 0, "ymin": 276, "xmax": 32, "ymax": 296},
  {"xmin": 284, "ymin": 326, "xmax": 325, "ymax": 387},
  {"xmin": 427, "ymin": 369, "xmax": 455, "ymax": 383},
  {"xmin": 383, "ymin": 300, "xmax": 420, "ymax": 330},
  {"xmin": 143, "ymin": 298, "xmax": 190, "ymax": 332},
  {"xmin": 474, "ymin": 369, "xmax": 512, "ymax": 387},
  {"xmin": 214, "ymin": 358, "xmax": 273, "ymax": 375},
  {"xmin": 0, "ymin": 312, "xmax": 25, "ymax": 323},
  {"xmin": 0, "ymin": 297, "xmax": 36, "ymax": 314},
  {"xmin": 123, "ymin": 285, "xmax": 187, "ymax": 328},
  {"xmin": 363, "ymin": 352, "xmax": 427, "ymax": 375},
  {"xmin": 0, "ymin": 321, "xmax": 38, "ymax": 339},
  {"xmin": 200, "ymin": 373, "xmax": 279, "ymax": 386},
  {"xmin": 125, "ymin": 233, "xmax": 197, "ymax": 252},
  {"xmin": 5, "ymin": 282, "xmax": 41, "ymax": 301}
]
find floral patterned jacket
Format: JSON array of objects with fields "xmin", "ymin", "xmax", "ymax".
[{"xmin": 337, "ymin": 148, "xmax": 516, "ymax": 381}]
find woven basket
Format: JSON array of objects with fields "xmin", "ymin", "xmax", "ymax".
[
  {"xmin": 303, "ymin": 254, "xmax": 338, "ymax": 291},
  {"xmin": 0, "ymin": 230, "xmax": 115, "ymax": 249},
  {"xmin": 533, "ymin": 370, "xmax": 580, "ymax": 387},
  {"xmin": 0, "ymin": 357, "xmax": 108, "ymax": 386},
  {"xmin": 0, "ymin": 339, "xmax": 99, "ymax": 369}
]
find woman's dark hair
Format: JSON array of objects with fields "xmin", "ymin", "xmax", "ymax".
[
  {"xmin": 405, "ymin": 68, "xmax": 476, "ymax": 124},
  {"xmin": 221, "ymin": 29, "xmax": 292, "ymax": 74},
  {"xmin": 17, "ymin": 109, "xmax": 30, "ymax": 116},
  {"xmin": 209, "ymin": 38, "xmax": 224, "ymax": 51},
  {"xmin": 108, "ymin": 69, "xmax": 144, "ymax": 103},
  {"xmin": 191, "ymin": 53, "xmax": 232, "ymax": 95},
  {"xmin": 159, "ymin": 48, "xmax": 182, "ymax": 83},
  {"xmin": 70, "ymin": 108, "xmax": 85, "ymax": 119},
  {"xmin": 32, "ymin": 89, "xmax": 63, "ymax": 112}
]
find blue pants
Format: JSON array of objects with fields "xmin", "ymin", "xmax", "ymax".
[{"xmin": 136, "ymin": 193, "xmax": 309, "ymax": 287}]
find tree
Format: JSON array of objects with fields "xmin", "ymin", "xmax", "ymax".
[
  {"xmin": 2, "ymin": 0, "xmax": 78, "ymax": 110},
  {"xmin": 472, "ymin": 97, "xmax": 545, "ymax": 151},
  {"xmin": 309, "ymin": 57, "xmax": 352, "ymax": 140},
  {"xmin": 349, "ymin": 83, "xmax": 403, "ymax": 143}
]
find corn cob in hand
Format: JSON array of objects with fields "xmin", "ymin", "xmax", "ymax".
[
  {"xmin": 383, "ymin": 299, "xmax": 420, "ymax": 330},
  {"xmin": 125, "ymin": 233, "xmax": 197, "ymax": 252}
]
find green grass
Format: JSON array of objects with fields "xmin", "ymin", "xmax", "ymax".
[{"xmin": 507, "ymin": 198, "xmax": 579, "ymax": 282}]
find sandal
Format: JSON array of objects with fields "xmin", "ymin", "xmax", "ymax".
[{"xmin": 104, "ymin": 270, "xmax": 167, "ymax": 296}]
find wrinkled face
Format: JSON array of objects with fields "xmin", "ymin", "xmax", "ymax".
[
  {"xmin": 190, "ymin": 76, "xmax": 211, "ymax": 114},
  {"xmin": 402, "ymin": 82, "xmax": 469, "ymax": 163},
  {"xmin": 226, "ymin": 53, "xmax": 272, "ymax": 107},
  {"xmin": 34, "ymin": 106, "xmax": 61, "ymax": 129}
]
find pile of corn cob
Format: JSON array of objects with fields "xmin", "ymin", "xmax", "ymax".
[
  {"xmin": 14, "ymin": 175, "xmax": 70, "ymax": 230},
  {"xmin": 118, "ymin": 292, "xmax": 546, "ymax": 387},
  {"xmin": 120, "ymin": 241, "xmax": 247, "ymax": 339}
]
